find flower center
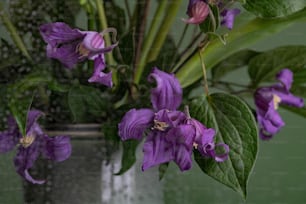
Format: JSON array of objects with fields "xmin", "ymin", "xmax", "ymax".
[
  {"xmin": 20, "ymin": 135, "xmax": 35, "ymax": 148},
  {"xmin": 193, "ymin": 142, "xmax": 198, "ymax": 149},
  {"xmin": 273, "ymin": 94, "xmax": 281, "ymax": 110},
  {"xmin": 153, "ymin": 120, "xmax": 169, "ymax": 131},
  {"xmin": 76, "ymin": 43, "xmax": 90, "ymax": 58}
]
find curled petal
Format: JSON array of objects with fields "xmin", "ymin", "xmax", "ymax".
[
  {"xmin": 118, "ymin": 109, "xmax": 154, "ymax": 141},
  {"xmin": 276, "ymin": 68, "xmax": 293, "ymax": 91},
  {"xmin": 43, "ymin": 135, "xmax": 72, "ymax": 162},
  {"xmin": 211, "ymin": 143, "xmax": 230, "ymax": 162},
  {"xmin": 88, "ymin": 55, "xmax": 113, "ymax": 87},
  {"xmin": 221, "ymin": 8, "xmax": 240, "ymax": 30},
  {"xmin": 142, "ymin": 132, "xmax": 174, "ymax": 171},
  {"xmin": 187, "ymin": 118, "xmax": 215, "ymax": 144},
  {"xmin": 148, "ymin": 68, "xmax": 182, "ymax": 111},
  {"xmin": 14, "ymin": 142, "xmax": 45, "ymax": 184},
  {"xmin": 39, "ymin": 22, "xmax": 84, "ymax": 47}
]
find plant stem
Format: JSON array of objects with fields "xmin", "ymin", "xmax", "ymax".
[
  {"xmin": 0, "ymin": 4, "xmax": 32, "ymax": 61},
  {"xmin": 176, "ymin": 8, "xmax": 306, "ymax": 88},
  {"xmin": 95, "ymin": 0, "xmax": 118, "ymax": 87},
  {"xmin": 147, "ymin": 0, "xmax": 183, "ymax": 62},
  {"xmin": 199, "ymin": 49, "xmax": 209, "ymax": 96},
  {"xmin": 133, "ymin": 0, "xmax": 168, "ymax": 85}
]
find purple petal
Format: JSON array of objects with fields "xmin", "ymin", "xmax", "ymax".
[
  {"xmin": 118, "ymin": 109, "xmax": 154, "ymax": 141},
  {"xmin": 165, "ymin": 125, "xmax": 195, "ymax": 148},
  {"xmin": 154, "ymin": 109, "xmax": 187, "ymax": 129},
  {"xmin": 39, "ymin": 22, "xmax": 84, "ymax": 47},
  {"xmin": 26, "ymin": 110, "xmax": 43, "ymax": 134},
  {"xmin": 174, "ymin": 146, "xmax": 193, "ymax": 171},
  {"xmin": 42, "ymin": 135, "xmax": 71, "ymax": 162},
  {"xmin": 148, "ymin": 68, "xmax": 182, "ymax": 111},
  {"xmin": 273, "ymin": 90, "xmax": 304, "ymax": 108},
  {"xmin": 14, "ymin": 141, "xmax": 45, "ymax": 184},
  {"xmin": 183, "ymin": 1, "xmax": 209, "ymax": 24},
  {"xmin": 46, "ymin": 42, "xmax": 81, "ymax": 69},
  {"xmin": 221, "ymin": 8, "xmax": 240, "ymax": 30},
  {"xmin": 210, "ymin": 143, "xmax": 230, "ymax": 162},
  {"xmin": 142, "ymin": 132, "xmax": 174, "ymax": 171},
  {"xmin": 187, "ymin": 118, "xmax": 215, "ymax": 144},
  {"xmin": 81, "ymin": 28, "xmax": 118, "ymax": 59},
  {"xmin": 0, "ymin": 132, "xmax": 19, "ymax": 153},
  {"xmin": 276, "ymin": 68, "xmax": 293, "ymax": 91},
  {"xmin": 88, "ymin": 55, "xmax": 113, "ymax": 87}
]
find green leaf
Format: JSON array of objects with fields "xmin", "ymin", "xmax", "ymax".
[
  {"xmin": 8, "ymin": 95, "xmax": 33, "ymax": 136},
  {"xmin": 189, "ymin": 93, "xmax": 258, "ymax": 198},
  {"xmin": 159, "ymin": 162, "xmax": 169, "ymax": 181},
  {"xmin": 115, "ymin": 140, "xmax": 139, "ymax": 175},
  {"xmin": 248, "ymin": 46, "xmax": 306, "ymax": 86},
  {"xmin": 68, "ymin": 85, "xmax": 110, "ymax": 122},
  {"xmin": 244, "ymin": 0, "xmax": 306, "ymax": 18},
  {"xmin": 212, "ymin": 50, "xmax": 259, "ymax": 81}
]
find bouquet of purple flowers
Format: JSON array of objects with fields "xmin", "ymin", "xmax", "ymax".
[{"xmin": 0, "ymin": 0, "xmax": 306, "ymax": 199}]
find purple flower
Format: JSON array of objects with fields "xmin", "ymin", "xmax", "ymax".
[
  {"xmin": 184, "ymin": 0, "xmax": 210, "ymax": 24},
  {"xmin": 221, "ymin": 8, "xmax": 240, "ymax": 30},
  {"xmin": 0, "ymin": 110, "xmax": 71, "ymax": 184},
  {"xmin": 254, "ymin": 69, "xmax": 304, "ymax": 140},
  {"xmin": 118, "ymin": 68, "xmax": 229, "ymax": 172},
  {"xmin": 39, "ymin": 22, "xmax": 118, "ymax": 87},
  {"xmin": 187, "ymin": 118, "xmax": 229, "ymax": 162}
]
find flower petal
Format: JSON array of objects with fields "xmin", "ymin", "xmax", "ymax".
[
  {"xmin": 118, "ymin": 109, "xmax": 154, "ymax": 141},
  {"xmin": 142, "ymin": 131, "xmax": 174, "ymax": 171},
  {"xmin": 148, "ymin": 68, "xmax": 182, "ymax": 111},
  {"xmin": 211, "ymin": 143, "xmax": 230, "ymax": 162},
  {"xmin": 276, "ymin": 68, "xmax": 293, "ymax": 91},
  {"xmin": 14, "ymin": 142, "xmax": 45, "ymax": 184},
  {"xmin": 46, "ymin": 42, "xmax": 81, "ymax": 69},
  {"xmin": 39, "ymin": 22, "xmax": 84, "ymax": 47},
  {"xmin": 221, "ymin": 8, "xmax": 240, "ymax": 30},
  {"xmin": 273, "ymin": 90, "xmax": 304, "ymax": 108},
  {"xmin": 0, "ymin": 132, "xmax": 19, "ymax": 153},
  {"xmin": 88, "ymin": 55, "xmax": 113, "ymax": 87},
  {"xmin": 43, "ymin": 135, "xmax": 72, "ymax": 162},
  {"xmin": 183, "ymin": 1, "xmax": 209, "ymax": 24},
  {"xmin": 154, "ymin": 109, "xmax": 187, "ymax": 129}
]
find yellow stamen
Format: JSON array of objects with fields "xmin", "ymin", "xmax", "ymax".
[
  {"xmin": 76, "ymin": 43, "xmax": 90, "ymax": 58},
  {"xmin": 273, "ymin": 94, "xmax": 281, "ymax": 110},
  {"xmin": 20, "ymin": 135, "xmax": 35, "ymax": 148},
  {"xmin": 153, "ymin": 120, "xmax": 169, "ymax": 131}
]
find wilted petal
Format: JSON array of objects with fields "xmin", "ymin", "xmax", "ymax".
[
  {"xmin": 221, "ymin": 8, "xmax": 240, "ymax": 30},
  {"xmin": 142, "ymin": 132, "xmax": 174, "ymax": 171},
  {"xmin": 88, "ymin": 55, "xmax": 113, "ymax": 87},
  {"xmin": 118, "ymin": 109, "xmax": 154, "ymax": 141},
  {"xmin": 148, "ymin": 68, "xmax": 182, "ymax": 111},
  {"xmin": 276, "ymin": 68, "xmax": 293, "ymax": 91},
  {"xmin": 43, "ymin": 135, "xmax": 71, "ymax": 162},
  {"xmin": 14, "ymin": 141, "xmax": 45, "ymax": 184},
  {"xmin": 183, "ymin": 1, "xmax": 209, "ymax": 24},
  {"xmin": 39, "ymin": 22, "xmax": 84, "ymax": 47}
]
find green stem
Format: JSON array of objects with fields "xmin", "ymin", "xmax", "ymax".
[
  {"xmin": 95, "ymin": 0, "xmax": 118, "ymax": 87},
  {"xmin": 176, "ymin": 8, "xmax": 306, "ymax": 88},
  {"xmin": 147, "ymin": 0, "xmax": 183, "ymax": 62},
  {"xmin": 133, "ymin": 0, "xmax": 168, "ymax": 85},
  {"xmin": 0, "ymin": 5, "xmax": 32, "ymax": 61}
]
